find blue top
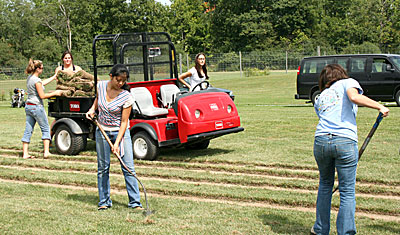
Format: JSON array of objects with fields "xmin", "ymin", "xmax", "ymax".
[{"xmin": 314, "ymin": 78, "xmax": 363, "ymax": 142}]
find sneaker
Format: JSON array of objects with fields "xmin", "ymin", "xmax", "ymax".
[{"xmin": 310, "ymin": 227, "xmax": 317, "ymax": 235}]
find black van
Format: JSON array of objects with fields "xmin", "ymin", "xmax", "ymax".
[{"xmin": 295, "ymin": 54, "xmax": 400, "ymax": 106}]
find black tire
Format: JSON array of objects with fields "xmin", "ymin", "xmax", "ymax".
[
  {"xmin": 132, "ymin": 131, "xmax": 159, "ymax": 160},
  {"xmin": 54, "ymin": 124, "xmax": 86, "ymax": 155},
  {"xmin": 395, "ymin": 90, "xmax": 400, "ymax": 106},
  {"xmin": 311, "ymin": 90, "xmax": 321, "ymax": 105},
  {"xmin": 185, "ymin": 140, "xmax": 210, "ymax": 150}
]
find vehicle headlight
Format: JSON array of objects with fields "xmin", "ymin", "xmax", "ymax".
[
  {"xmin": 227, "ymin": 105, "xmax": 232, "ymax": 113},
  {"xmin": 195, "ymin": 109, "xmax": 201, "ymax": 118}
]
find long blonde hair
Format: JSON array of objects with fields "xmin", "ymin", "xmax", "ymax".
[{"xmin": 25, "ymin": 59, "xmax": 43, "ymax": 74}]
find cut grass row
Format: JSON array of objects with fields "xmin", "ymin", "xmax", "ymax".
[
  {"xmin": 1, "ymin": 156, "xmax": 399, "ymax": 217},
  {"xmin": 1, "ymin": 155, "xmax": 399, "ymax": 199},
  {"xmin": 1, "ymin": 149, "xmax": 399, "ymax": 191}
]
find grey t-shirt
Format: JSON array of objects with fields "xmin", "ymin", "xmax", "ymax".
[{"xmin": 26, "ymin": 75, "xmax": 44, "ymax": 105}]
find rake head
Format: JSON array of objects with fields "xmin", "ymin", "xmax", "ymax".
[{"xmin": 143, "ymin": 209, "xmax": 156, "ymax": 217}]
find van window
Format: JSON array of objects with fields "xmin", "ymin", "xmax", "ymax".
[
  {"xmin": 350, "ymin": 58, "xmax": 366, "ymax": 72},
  {"xmin": 302, "ymin": 59, "xmax": 334, "ymax": 74},
  {"xmin": 337, "ymin": 58, "xmax": 349, "ymax": 70},
  {"xmin": 389, "ymin": 56, "xmax": 400, "ymax": 70},
  {"xmin": 372, "ymin": 58, "xmax": 390, "ymax": 73}
]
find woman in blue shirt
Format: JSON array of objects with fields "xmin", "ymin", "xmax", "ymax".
[{"xmin": 311, "ymin": 64, "xmax": 389, "ymax": 235}]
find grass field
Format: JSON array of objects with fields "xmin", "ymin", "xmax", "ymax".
[{"xmin": 0, "ymin": 71, "xmax": 399, "ymax": 234}]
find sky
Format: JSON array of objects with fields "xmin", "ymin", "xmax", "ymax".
[{"xmin": 155, "ymin": 0, "xmax": 171, "ymax": 5}]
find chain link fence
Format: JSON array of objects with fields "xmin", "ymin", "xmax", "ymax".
[{"xmin": 2, "ymin": 44, "xmax": 400, "ymax": 80}]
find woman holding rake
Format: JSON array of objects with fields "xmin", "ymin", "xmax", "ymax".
[
  {"xmin": 86, "ymin": 64, "xmax": 142, "ymax": 211},
  {"xmin": 311, "ymin": 64, "xmax": 389, "ymax": 235}
]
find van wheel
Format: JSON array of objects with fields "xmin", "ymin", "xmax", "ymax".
[
  {"xmin": 311, "ymin": 91, "xmax": 321, "ymax": 105},
  {"xmin": 395, "ymin": 90, "xmax": 400, "ymax": 106},
  {"xmin": 132, "ymin": 131, "xmax": 159, "ymax": 160},
  {"xmin": 54, "ymin": 124, "xmax": 86, "ymax": 155}
]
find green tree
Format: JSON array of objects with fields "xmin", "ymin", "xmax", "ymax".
[{"xmin": 170, "ymin": 0, "xmax": 211, "ymax": 53}]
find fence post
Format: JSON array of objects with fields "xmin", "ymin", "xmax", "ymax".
[
  {"xmin": 186, "ymin": 54, "xmax": 189, "ymax": 70},
  {"xmin": 179, "ymin": 53, "xmax": 182, "ymax": 75},
  {"xmin": 239, "ymin": 51, "xmax": 242, "ymax": 77},
  {"xmin": 285, "ymin": 50, "xmax": 288, "ymax": 74},
  {"xmin": 317, "ymin": 46, "xmax": 321, "ymax": 56}
]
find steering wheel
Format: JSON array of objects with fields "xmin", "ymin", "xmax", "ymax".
[
  {"xmin": 176, "ymin": 90, "xmax": 189, "ymax": 97},
  {"xmin": 191, "ymin": 81, "xmax": 210, "ymax": 91}
]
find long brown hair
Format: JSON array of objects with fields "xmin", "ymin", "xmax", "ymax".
[
  {"xmin": 319, "ymin": 64, "xmax": 349, "ymax": 91},
  {"xmin": 61, "ymin": 50, "xmax": 74, "ymax": 61},
  {"xmin": 25, "ymin": 59, "xmax": 43, "ymax": 74},
  {"xmin": 194, "ymin": 53, "xmax": 209, "ymax": 80}
]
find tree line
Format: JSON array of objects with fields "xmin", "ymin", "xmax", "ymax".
[{"xmin": 1, "ymin": 0, "xmax": 400, "ymax": 67}]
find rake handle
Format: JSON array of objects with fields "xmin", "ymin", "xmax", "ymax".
[{"xmin": 91, "ymin": 117, "xmax": 151, "ymax": 213}]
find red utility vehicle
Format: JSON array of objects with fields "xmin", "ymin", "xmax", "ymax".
[{"xmin": 49, "ymin": 32, "xmax": 243, "ymax": 160}]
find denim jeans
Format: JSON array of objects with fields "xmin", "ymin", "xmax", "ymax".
[
  {"xmin": 95, "ymin": 128, "xmax": 142, "ymax": 208},
  {"xmin": 21, "ymin": 104, "xmax": 51, "ymax": 143},
  {"xmin": 312, "ymin": 135, "xmax": 358, "ymax": 235}
]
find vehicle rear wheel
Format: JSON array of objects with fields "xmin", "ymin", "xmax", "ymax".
[
  {"xmin": 185, "ymin": 140, "xmax": 210, "ymax": 150},
  {"xmin": 54, "ymin": 124, "xmax": 87, "ymax": 155},
  {"xmin": 132, "ymin": 131, "xmax": 159, "ymax": 160},
  {"xmin": 311, "ymin": 90, "xmax": 321, "ymax": 105},
  {"xmin": 395, "ymin": 90, "xmax": 400, "ymax": 106}
]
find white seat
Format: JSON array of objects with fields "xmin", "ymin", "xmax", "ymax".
[
  {"xmin": 130, "ymin": 87, "xmax": 168, "ymax": 117},
  {"xmin": 160, "ymin": 84, "xmax": 180, "ymax": 108}
]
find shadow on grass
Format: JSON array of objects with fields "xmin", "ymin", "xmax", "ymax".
[
  {"xmin": 83, "ymin": 139, "xmax": 234, "ymax": 161},
  {"xmin": 66, "ymin": 193, "xmax": 126, "ymax": 208},
  {"xmin": 158, "ymin": 147, "xmax": 234, "ymax": 161},
  {"xmin": 258, "ymin": 212, "xmax": 310, "ymax": 235}
]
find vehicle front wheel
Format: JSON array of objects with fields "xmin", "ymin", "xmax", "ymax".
[
  {"xmin": 395, "ymin": 90, "xmax": 400, "ymax": 106},
  {"xmin": 311, "ymin": 90, "xmax": 321, "ymax": 105},
  {"xmin": 54, "ymin": 124, "xmax": 87, "ymax": 155},
  {"xmin": 132, "ymin": 131, "xmax": 159, "ymax": 160}
]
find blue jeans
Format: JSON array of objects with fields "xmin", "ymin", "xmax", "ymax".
[
  {"xmin": 312, "ymin": 135, "xmax": 358, "ymax": 235},
  {"xmin": 95, "ymin": 128, "xmax": 142, "ymax": 208},
  {"xmin": 21, "ymin": 104, "xmax": 51, "ymax": 142}
]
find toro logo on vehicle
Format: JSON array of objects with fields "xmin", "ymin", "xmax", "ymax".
[
  {"xmin": 215, "ymin": 121, "xmax": 223, "ymax": 129},
  {"xmin": 209, "ymin": 103, "xmax": 219, "ymax": 111},
  {"xmin": 69, "ymin": 101, "xmax": 80, "ymax": 112}
]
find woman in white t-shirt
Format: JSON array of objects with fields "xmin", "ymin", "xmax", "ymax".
[{"xmin": 178, "ymin": 53, "xmax": 209, "ymax": 91}]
